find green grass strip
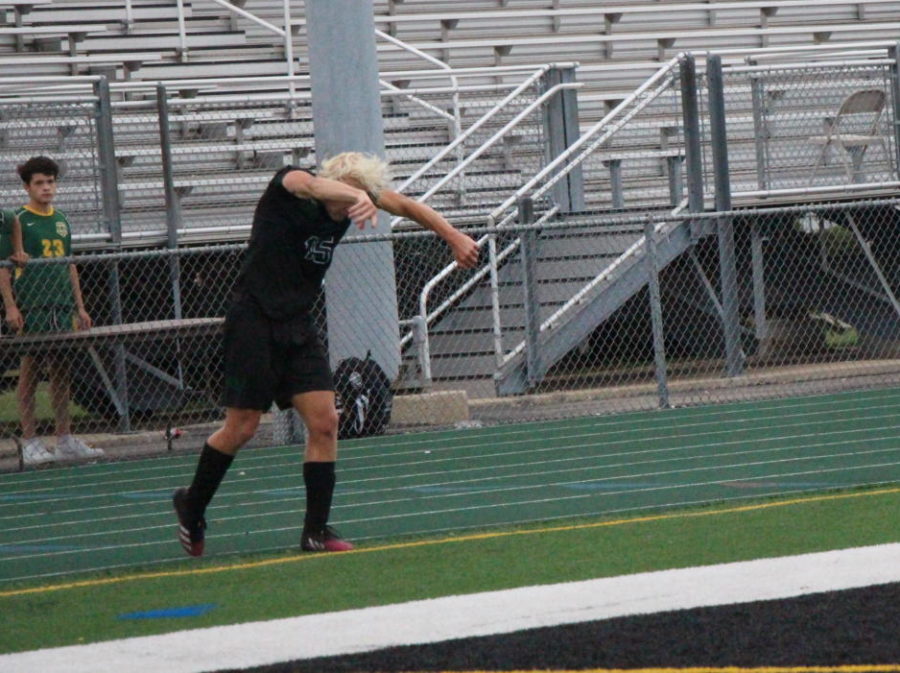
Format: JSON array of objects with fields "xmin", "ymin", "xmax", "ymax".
[{"xmin": 2, "ymin": 486, "xmax": 898, "ymax": 654}]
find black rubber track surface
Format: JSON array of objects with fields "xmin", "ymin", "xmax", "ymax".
[{"xmin": 222, "ymin": 582, "xmax": 900, "ymax": 672}]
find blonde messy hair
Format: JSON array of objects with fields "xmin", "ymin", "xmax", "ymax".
[{"xmin": 318, "ymin": 152, "xmax": 392, "ymax": 200}]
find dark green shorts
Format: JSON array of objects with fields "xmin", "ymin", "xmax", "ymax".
[{"xmin": 23, "ymin": 306, "xmax": 75, "ymax": 335}]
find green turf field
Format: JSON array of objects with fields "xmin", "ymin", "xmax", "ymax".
[
  {"xmin": 1, "ymin": 487, "xmax": 898, "ymax": 653},
  {"xmin": 1, "ymin": 387, "xmax": 899, "ymax": 654}
]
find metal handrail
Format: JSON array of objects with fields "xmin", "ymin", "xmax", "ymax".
[
  {"xmin": 400, "ymin": 55, "xmax": 684, "ymax": 384},
  {"xmin": 488, "ymin": 54, "xmax": 685, "ymax": 227},
  {"xmin": 406, "ymin": 205, "xmax": 561, "ymax": 385},
  {"xmin": 172, "ymin": 0, "xmax": 294, "ymax": 96},
  {"xmin": 391, "ymin": 78, "xmax": 582, "ymax": 228},
  {"xmin": 379, "ymin": 78, "xmax": 455, "ymax": 123},
  {"xmin": 414, "ymin": 81, "xmax": 582, "ymax": 201},
  {"xmin": 375, "ymin": 28, "xmax": 463, "ymax": 172},
  {"xmin": 186, "ymin": 0, "xmax": 287, "ymax": 39},
  {"xmin": 397, "ymin": 60, "xmax": 679, "ymax": 376},
  {"xmin": 731, "ymin": 58, "xmax": 895, "ymax": 73},
  {"xmin": 397, "ymin": 77, "xmax": 583, "ymax": 377},
  {"xmin": 391, "ymin": 64, "xmax": 557, "ymax": 201}
]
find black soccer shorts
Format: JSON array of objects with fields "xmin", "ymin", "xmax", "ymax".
[{"xmin": 220, "ymin": 297, "xmax": 334, "ymax": 411}]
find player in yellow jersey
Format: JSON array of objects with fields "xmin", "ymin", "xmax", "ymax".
[{"xmin": 0, "ymin": 157, "xmax": 103, "ymax": 465}]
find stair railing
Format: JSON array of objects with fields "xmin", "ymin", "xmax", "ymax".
[
  {"xmin": 395, "ymin": 73, "xmax": 582, "ymax": 364},
  {"xmin": 375, "ymin": 28, "xmax": 464, "ymax": 178},
  {"xmin": 487, "ymin": 55, "xmax": 687, "ymax": 371},
  {"xmin": 402, "ymin": 55, "xmax": 686, "ymax": 387},
  {"xmin": 389, "ymin": 63, "xmax": 577, "ymax": 223}
]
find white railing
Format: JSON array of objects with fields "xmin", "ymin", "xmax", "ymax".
[
  {"xmin": 493, "ymin": 57, "xmax": 686, "ymax": 369},
  {"xmin": 393, "ymin": 74, "xmax": 582, "ymax": 367},
  {"xmin": 488, "ymin": 54, "xmax": 685, "ymax": 228},
  {"xmin": 395, "ymin": 57, "xmax": 684, "ymax": 385},
  {"xmin": 375, "ymin": 28, "xmax": 463, "ymax": 156},
  {"xmin": 397, "ymin": 55, "xmax": 684, "ymax": 384},
  {"xmin": 167, "ymin": 0, "xmax": 468, "ymax": 141},
  {"xmin": 391, "ymin": 64, "xmax": 580, "ymax": 223}
]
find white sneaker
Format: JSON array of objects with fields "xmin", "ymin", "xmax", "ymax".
[
  {"xmin": 22, "ymin": 438, "xmax": 55, "ymax": 466},
  {"xmin": 56, "ymin": 435, "xmax": 105, "ymax": 460}
]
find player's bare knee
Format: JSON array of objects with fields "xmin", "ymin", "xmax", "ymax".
[
  {"xmin": 306, "ymin": 409, "xmax": 338, "ymax": 443},
  {"xmin": 238, "ymin": 415, "xmax": 262, "ymax": 442},
  {"xmin": 224, "ymin": 411, "xmax": 261, "ymax": 446},
  {"xmin": 234, "ymin": 425, "xmax": 257, "ymax": 446}
]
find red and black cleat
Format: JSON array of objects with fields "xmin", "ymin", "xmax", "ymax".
[
  {"xmin": 173, "ymin": 487, "xmax": 206, "ymax": 557},
  {"xmin": 300, "ymin": 525, "xmax": 354, "ymax": 553}
]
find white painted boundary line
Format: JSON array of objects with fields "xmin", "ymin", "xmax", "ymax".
[{"xmin": 3, "ymin": 543, "xmax": 900, "ymax": 673}]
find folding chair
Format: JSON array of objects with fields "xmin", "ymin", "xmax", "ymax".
[{"xmin": 808, "ymin": 88, "xmax": 888, "ymax": 184}]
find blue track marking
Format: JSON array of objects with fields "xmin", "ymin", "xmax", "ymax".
[{"xmin": 117, "ymin": 604, "xmax": 218, "ymax": 620}]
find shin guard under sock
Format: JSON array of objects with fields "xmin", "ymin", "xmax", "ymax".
[
  {"xmin": 303, "ymin": 461, "xmax": 336, "ymax": 532},
  {"xmin": 187, "ymin": 443, "xmax": 235, "ymax": 517}
]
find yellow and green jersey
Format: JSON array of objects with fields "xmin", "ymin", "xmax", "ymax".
[{"xmin": 6, "ymin": 206, "xmax": 74, "ymax": 309}]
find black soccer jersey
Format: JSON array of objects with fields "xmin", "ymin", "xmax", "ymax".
[{"xmin": 235, "ymin": 166, "xmax": 353, "ymax": 320}]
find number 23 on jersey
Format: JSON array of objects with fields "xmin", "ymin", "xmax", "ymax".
[{"xmin": 42, "ymin": 238, "xmax": 65, "ymax": 257}]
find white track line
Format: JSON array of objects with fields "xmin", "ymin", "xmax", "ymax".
[
  {"xmin": 2, "ymin": 543, "xmax": 899, "ymax": 673},
  {"xmin": 2, "ymin": 392, "xmax": 894, "ymax": 492}
]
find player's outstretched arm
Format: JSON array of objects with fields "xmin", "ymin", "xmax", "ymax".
[
  {"xmin": 282, "ymin": 169, "xmax": 377, "ymax": 228},
  {"xmin": 376, "ymin": 190, "xmax": 479, "ymax": 269}
]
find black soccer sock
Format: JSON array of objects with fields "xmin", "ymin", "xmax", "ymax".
[
  {"xmin": 187, "ymin": 443, "xmax": 235, "ymax": 517},
  {"xmin": 303, "ymin": 461, "xmax": 336, "ymax": 532}
]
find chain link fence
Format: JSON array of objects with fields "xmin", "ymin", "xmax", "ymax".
[
  {"xmin": 1, "ymin": 54, "xmax": 900, "ymax": 468},
  {"xmin": 724, "ymin": 59, "xmax": 898, "ymax": 193},
  {"xmin": 474, "ymin": 198, "xmax": 900, "ymax": 421},
  {"xmin": 2, "ymin": 197, "xmax": 898, "ymax": 460},
  {"xmin": 0, "ymin": 96, "xmax": 105, "ymax": 233}
]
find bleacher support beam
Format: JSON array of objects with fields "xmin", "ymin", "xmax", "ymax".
[
  {"xmin": 707, "ymin": 54, "xmax": 744, "ymax": 378},
  {"xmin": 541, "ymin": 65, "xmax": 584, "ymax": 213}
]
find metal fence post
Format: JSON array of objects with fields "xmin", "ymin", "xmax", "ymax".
[
  {"xmin": 106, "ymin": 259, "xmax": 131, "ymax": 433},
  {"xmin": 606, "ymin": 159, "xmax": 624, "ymax": 210},
  {"xmin": 412, "ymin": 315, "xmax": 432, "ymax": 392},
  {"xmin": 157, "ymin": 84, "xmax": 181, "ymax": 254},
  {"xmin": 888, "ymin": 42, "xmax": 900, "ymax": 178},
  {"xmin": 93, "ymin": 76, "xmax": 131, "ymax": 431},
  {"xmin": 707, "ymin": 54, "xmax": 744, "ymax": 378},
  {"xmin": 644, "ymin": 218, "xmax": 670, "ymax": 409},
  {"xmin": 749, "ymin": 66, "xmax": 770, "ymax": 190},
  {"xmin": 541, "ymin": 65, "xmax": 584, "ymax": 212},
  {"xmin": 750, "ymin": 219, "xmax": 770, "ymax": 359},
  {"xmin": 667, "ymin": 155, "xmax": 683, "ymax": 207},
  {"xmin": 93, "ymin": 76, "xmax": 121, "ymax": 243},
  {"xmin": 679, "ymin": 54, "xmax": 705, "ymax": 241},
  {"xmin": 156, "ymin": 84, "xmax": 183, "ymax": 317},
  {"xmin": 157, "ymin": 84, "xmax": 186, "ymax": 388},
  {"xmin": 518, "ymin": 197, "xmax": 542, "ymax": 389}
]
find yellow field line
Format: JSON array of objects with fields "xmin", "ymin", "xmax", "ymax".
[
  {"xmin": 450, "ymin": 668, "xmax": 900, "ymax": 673},
  {"xmin": 3, "ymin": 486, "xmax": 899, "ymax": 599}
]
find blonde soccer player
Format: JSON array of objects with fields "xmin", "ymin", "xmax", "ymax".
[{"xmin": 173, "ymin": 153, "xmax": 478, "ymax": 556}]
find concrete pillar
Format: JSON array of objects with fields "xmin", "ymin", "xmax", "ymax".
[{"xmin": 306, "ymin": 0, "xmax": 400, "ymax": 379}]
